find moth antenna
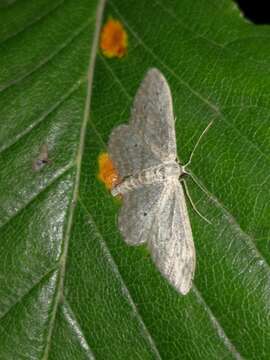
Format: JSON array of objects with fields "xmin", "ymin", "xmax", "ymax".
[
  {"xmin": 181, "ymin": 178, "xmax": 212, "ymax": 225},
  {"xmin": 183, "ymin": 120, "xmax": 214, "ymax": 170}
]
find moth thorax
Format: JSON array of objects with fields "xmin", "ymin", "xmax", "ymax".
[
  {"xmin": 163, "ymin": 161, "xmax": 181, "ymax": 178},
  {"xmin": 141, "ymin": 162, "xmax": 181, "ymax": 182},
  {"xmin": 111, "ymin": 162, "xmax": 182, "ymax": 197}
]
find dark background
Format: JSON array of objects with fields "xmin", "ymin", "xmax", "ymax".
[{"xmin": 236, "ymin": 0, "xmax": 270, "ymax": 24}]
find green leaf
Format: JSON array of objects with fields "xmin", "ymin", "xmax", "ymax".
[{"xmin": 0, "ymin": 0, "xmax": 269, "ymax": 359}]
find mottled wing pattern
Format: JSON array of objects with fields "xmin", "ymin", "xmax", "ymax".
[
  {"xmin": 108, "ymin": 124, "xmax": 161, "ymax": 179},
  {"xmin": 108, "ymin": 68, "xmax": 177, "ymax": 178},
  {"xmin": 148, "ymin": 180, "xmax": 195, "ymax": 295},
  {"xmin": 118, "ymin": 183, "xmax": 165, "ymax": 245},
  {"xmin": 131, "ymin": 68, "xmax": 177, "ymax": 161},
  {"xmin": 109, "ymin": 68, "xmax": 194, "ymax": 294}
]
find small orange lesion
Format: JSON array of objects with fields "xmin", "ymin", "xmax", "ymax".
[
  {"xmin": 100, "ymin": 18, "xmax": 128, "ymax": 58},
  {"xmin": 98, "ymin": 152, "xmax": 120, "ymax": 191}
]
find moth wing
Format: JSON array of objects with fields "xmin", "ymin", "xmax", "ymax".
[
  {"xmin": 118, "ymin": 182, "xmax": 165, "ymax": 245},
  {"xmin": 108, "ymin": 68, "xmax": 176, "ymax": 178},
  {"xmin": 131, "ymin": 68, "xmax": 177, "ymax": 161},
  {"xmin": 149, "ymin": 180, "xmax": 195, "ymax": 295},
  {"xmin": 108, "ymin": 124, "xmax": 161, "ymax": 179}
]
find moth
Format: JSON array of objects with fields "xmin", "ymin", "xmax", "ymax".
[{"xmin": 108, "ymin": 68, "xmax": 196, "ymax": 295}]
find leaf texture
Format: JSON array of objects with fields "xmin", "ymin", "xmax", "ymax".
[{"xmin": 0, "ymin": 0, "xmax": 270, "ymax": 359}]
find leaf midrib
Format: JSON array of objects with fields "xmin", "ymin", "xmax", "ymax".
[
  {"xmin": 42, "ymin": 0, "xmax": 106, "ymax": 358},
  {"xmin": 0, "ymin": 10, "xmax": 95, "ymax": 153}
]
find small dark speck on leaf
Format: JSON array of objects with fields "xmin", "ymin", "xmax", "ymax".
[{"xmin": 32, "ymin": 144, "xmax": 51, "ymax": 172}]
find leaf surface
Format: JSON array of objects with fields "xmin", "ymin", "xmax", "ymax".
[{"xmin": 0, "ymin": 0, "xmax": 270, "ymax": 359}]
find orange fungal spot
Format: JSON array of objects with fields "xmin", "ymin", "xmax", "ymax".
[
  {"xmin": 100, "ymin": 19, "xmax": 128, "ymax": 58},
  {"xmin": 98, "ymin": 152, "xmax": 120, "ymax": 190}
]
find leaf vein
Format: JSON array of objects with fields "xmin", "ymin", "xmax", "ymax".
[
  {"xmin": 0, "ymin": 14, "xmax": 95, "ymax": 93},
  {"xmin": 78, "ymin": 198, "xmax": 162, "ymax": 360},
  {"xmin": 0, "ymin": 163, "xmax": 75, "ymax": 230},
  {"xmin": 0, "ymin": 0, "xmax": 64, "ymax": 45},
  {"xmin": 62, "ymin": 300, "xmax": 96, "ymax": 359},
  {"xmin": 41, "ymin": 0, "xmax": 106, "ymax": 358},
  {"xmin": 190, "ymin": 170, "xmax": 270, "ymax": 269},
  {"xmin": 0, "ymin": 266, "xmax": 58, "ymax": 321},
  {"xmin": 192, "ymin": 286, "xmax": 244, "ymax": 359},
  {"xmin": 109, "ymin": 0, "xmax": 221, "ymax": 115},
  {"xmin": 0, "ymin": 79, "xmax": 85, "ymax": 154}
]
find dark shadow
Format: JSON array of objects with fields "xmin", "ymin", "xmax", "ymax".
[{"xmin": 235, "ymin": 0, "xmax": 270, "ymax": 24}]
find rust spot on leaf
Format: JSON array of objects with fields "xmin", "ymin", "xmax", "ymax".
[
  {"xmin": 100, "ymin": 19, "xmax": 127, "ymax": 58},
  {"xmin": 98, "ymin": 152, "xmax": 120, "ymax": 190}
]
